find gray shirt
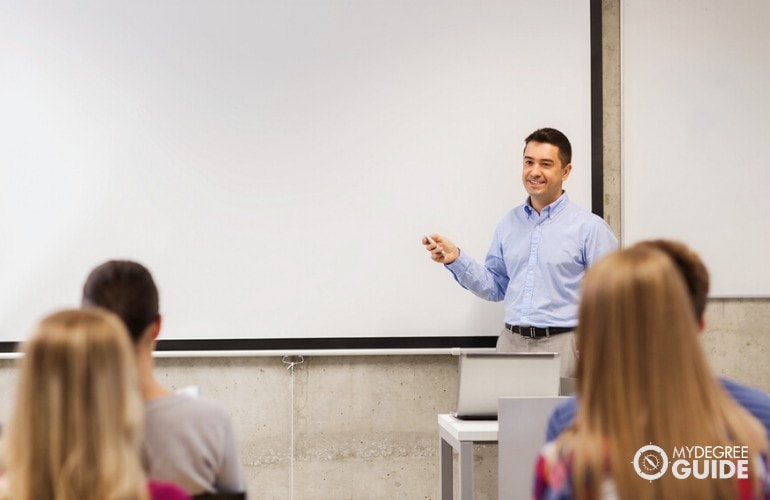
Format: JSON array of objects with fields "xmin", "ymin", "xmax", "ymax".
[{"xmin": 142, "ymin": 394, "xmax": 245, "ymax": 495}]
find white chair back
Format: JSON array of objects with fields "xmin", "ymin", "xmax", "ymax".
[{"xmin": 498, "ymin": 396, "xmax": 569, "ymax": 500}]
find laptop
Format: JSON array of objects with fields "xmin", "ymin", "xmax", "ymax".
[{"xmin": 453, "ymin": 352, "xmax": 561, "ymax": 420}]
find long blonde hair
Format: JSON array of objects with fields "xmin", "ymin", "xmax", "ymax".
[
  {"xmin": 2, "ymin": 308, "xmax": 149, "ymax": 500},
  {"xmin": 561, "ymin": 246, "xmax": 767, "ymax": 499}
]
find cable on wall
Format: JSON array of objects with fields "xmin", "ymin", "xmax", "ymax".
[{"xmin": 282, "ymin": 355, "xmax": 305, "ymax": 500}]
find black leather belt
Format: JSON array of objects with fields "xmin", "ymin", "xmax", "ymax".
[{"xmin": 505, "ymin": 324, "xmax": 574, "ymax": 338}]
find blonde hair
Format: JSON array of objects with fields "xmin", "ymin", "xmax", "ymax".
[
  {"xmin": 2, "ymin": 308, "xmax": 149, "ymax": 500},
  {"xmin": 560, "ymin": 246, "xmax": 767, "ymax": 499}
]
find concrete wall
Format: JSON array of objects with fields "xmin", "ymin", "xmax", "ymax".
[
  {"xmin": 1, "ymin": 1, "xmax": 769, "ymax": 498},
  {"xmin": 0, "ymin": 354, "xmax": 473, "ymax": 499}
]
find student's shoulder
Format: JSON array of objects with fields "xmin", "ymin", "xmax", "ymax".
[
  {"xmin": 552, "ymin": 396, "xmax": 578, "ymax": 416},
  {"xmin": 546, "ymin": 397, "xmax": 578, "ymax": 441},
  {"xmin": 720, "ymin": 378, "xmax": 770, "ymax": 408},
  {"xmin": 719, "ymin": 377, "xmax": 770, "ymax": 438},
  {"xmin": 148, "ymin": 393, "xmax": 232, "ymax": 420},
  {"xmin": 181, "ymin": 394, "xmax": 232, "ymax": 419}
]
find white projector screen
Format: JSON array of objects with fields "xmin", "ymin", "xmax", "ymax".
[
  {"xmin": 622, "ymin": 0, "xmax": 770, "ymax": 297},
  {"xmin": 1, "ymin": 0, "xmax": 595, "ymax": 346}
]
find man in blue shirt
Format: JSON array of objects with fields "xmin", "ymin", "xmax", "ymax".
[
  {"xmin": 423, "ymin": 128, "xmax": 617, "ymax": 377},
  {"xmin": 545, "ymin": 239, "xmax": 770, "ymax": 440}
]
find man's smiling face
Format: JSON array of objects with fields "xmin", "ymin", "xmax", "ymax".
[{"xmin": 521, "ymin": 141, "xmax": 571, "ymax": 212}]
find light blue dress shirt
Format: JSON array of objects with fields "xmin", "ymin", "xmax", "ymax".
[{"xmin": 445, "ymin": 193, "xmax": 617, "ymax": 327}]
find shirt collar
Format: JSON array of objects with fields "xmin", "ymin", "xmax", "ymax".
[{"xmin": 523, "ymin": 191, "xmax": 569, "ymax": 219}]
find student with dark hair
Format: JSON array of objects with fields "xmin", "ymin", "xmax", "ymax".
[
  {"xmin": 422, "ymin": 127, "xmax": 617, "ymax": 377},
  {"xmin": 534, "ymin": 246, "xmax": 769, "ymax": 499},
  {"xmin": 546, "ymin": 239, "xmax": 770, "ymax": 441},
  {"xmin": 0, "ymin": 308, "xmax": 189, "ymax": 500},
  {"xmin": 82, "ymin": 261, "xmax": 245, "ymax": 496}
]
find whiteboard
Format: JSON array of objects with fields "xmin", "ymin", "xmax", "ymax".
[
  {"xmin": 621, "ymin": 0, "xmax": 770, "ymax": 297},
  {"xmin": 1, "ymin": 0, "xmax": 594, "ymax": 345}
]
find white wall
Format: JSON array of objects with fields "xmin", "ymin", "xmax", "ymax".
[{"xmin": 621, "ymin": 0, "xmax": 770, "ymax": 296}]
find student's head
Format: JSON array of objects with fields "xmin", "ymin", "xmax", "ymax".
[
  {"xmin": 633, "ymin": 239, "xmax": 710, "ymax": 323},
  {"xmin": 521, "ymin": 128, "xmax": 572, "ymax": 210},
  {"xmin": 568, "ymin": 246, "xmax": 765, "ymax": 499},
  {"xmin": 576, "ymin": 245, "xmax": 700, "ymax": 396},
  {"xmin": 82, "ymin": 260, "xmax": 159, "ymax": 344},
  {"xmin": 3, "ymin": 308, "xmax": 148, "ymax": 500}
]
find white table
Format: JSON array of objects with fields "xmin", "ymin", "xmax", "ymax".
[{"xmin": 438, "ymin": 414, "xmax": 498, "ymax": 500}]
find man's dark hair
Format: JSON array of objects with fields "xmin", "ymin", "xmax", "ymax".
[
  {"xmin": 82, "ymin": 260, "xmax": 159, "ymax": 343},
  {"xmin": 635, "ymin": 239, "xmax": 710, "ymax": 321},
  {"xmin": 524, "ymin": 127, "xmax": 572, "ymax": 167}
]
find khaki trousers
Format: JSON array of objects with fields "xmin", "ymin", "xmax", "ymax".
[{"xmin": 496, "ymin": 327, "xmax": 577, "ymax": 379}]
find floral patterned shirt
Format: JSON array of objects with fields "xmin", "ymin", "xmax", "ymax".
[{"xmin": 534, "ymin": 441, "xmax": 770, "ymax": 499}]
